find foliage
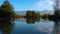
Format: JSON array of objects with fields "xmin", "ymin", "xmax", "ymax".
[
  {"xmin": 0, "ymin": 0, "xmax": 14, "ymax": 13},
  {"xmin": 17, "ymin": 14, "xmax": 24, "ymax": 19},
  {"xmin": 26, "ymin": 10, "xmax": 41, "ymax": 24},
  {"xmin": 0, "ymin": 0, "xmax": 15, "ymax": 19},
  {"xmin": 42, "ymin": 14, "xmax": 50, "ymax": 18}
]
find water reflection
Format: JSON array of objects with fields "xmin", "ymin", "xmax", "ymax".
[
  {"xmin": 53, "ymin": 21, "xmax": 60, "ymax": 34},
  {"xmin": 36, "ymin": 20, "xmax": 54, "ymax": 34},
  {"xmin": 0, "ymin": 18, "xmax": 60, "ymax": 34},
  {"xmin": 26, "ymin": 18, "xmax": 60, "ymax": 34},
  {"xmin": 0, "ymin": 19, "xmax": 14, "ymax": 34},
  {"xmin": 26, "ymin": 18, "xmax": 40, "ymax": 24},
  {"xmin": 42, "ymin": 19, "xmax": 60, "ymax": 34}
]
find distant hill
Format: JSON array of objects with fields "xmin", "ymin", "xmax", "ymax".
[
  {"xmin": 39, "ymin": 10, "xmax": 54, "ymax": 15},
  {"xmin": 15, "ymin": 10, "xmax": 54, "ymax": 15},
  {"xmin": 15, "ymin": 11, "xmax": 26, "ymax": 15}
]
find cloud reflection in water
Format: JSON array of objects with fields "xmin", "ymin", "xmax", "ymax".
[{"xmin": 35, "ymin": 20, "xmax": 54, "ymax": 34}]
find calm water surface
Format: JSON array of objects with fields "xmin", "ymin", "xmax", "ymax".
[{"xmin": 0, "ymin": 18, "xmax": 60, "ymax": 34}]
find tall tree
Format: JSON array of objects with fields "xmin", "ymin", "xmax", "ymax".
[
  {"xmin": 54, "ymin": 0, "xmax": 60, "ymax": 15},
  {"xmin": 0, "ymin": 0, "xmax": 14, "ymax": 13}
]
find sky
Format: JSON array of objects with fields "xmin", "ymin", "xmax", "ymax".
[{"xmin": 0, "ymin": 0, "xmax": 56, "ymax": 11}]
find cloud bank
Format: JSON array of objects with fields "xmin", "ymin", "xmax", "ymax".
[{"xmin": 35, "ymin": 0, "xmax": 54, "ymax": 10}]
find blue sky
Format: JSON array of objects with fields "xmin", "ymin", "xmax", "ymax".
[{"xmin": 0, "ymin": 0, "xmax": 55, "ymax": 11}]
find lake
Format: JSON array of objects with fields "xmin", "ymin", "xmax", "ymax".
[
  {"xmin": 0, "ymin": 18, "xmax": 60, "ymax": 34},
  {"xmin": 0, "ymin": 11, "xmax": 59, "ymax": 34}
]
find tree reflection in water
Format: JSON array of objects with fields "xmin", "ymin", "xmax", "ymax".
[
  {"xmin": 26, "ymin": 18, "xmax": 60, "ymax": 34},
  {"xmin": 26, "ymin": 18, "xmax": 40, "ymax": 24},
  {"xmin": 53, "ymin": 20, "xmax": 60, "ymax": 34},
  {"xmin": 0, "ymin": 19, "xmax": 14, "ymax": 34}
]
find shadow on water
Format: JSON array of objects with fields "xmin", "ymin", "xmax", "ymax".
[{"xmin": 0, "ymin": 19, "xmax": 14, "ymax": 34}]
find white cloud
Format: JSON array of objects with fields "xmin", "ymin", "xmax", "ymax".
[
  {"xmin": 48, "ymin": 1, "xmax": 54, "ymax": 5},
  {"xmin": 35, "ymin": 0, "xmax": 54, "ymax": 8}
]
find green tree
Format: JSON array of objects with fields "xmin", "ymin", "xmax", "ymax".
[
  {"xmin": 26, "ymin": 10, "xmax": 41, "ymax": 24},
  {"xmin": 0, "ymin": 0, "xmax": 14, "ymax": 13},
  {"xmin": 0, "ymin": 0, "xmax": 15, "ymax": 19}
]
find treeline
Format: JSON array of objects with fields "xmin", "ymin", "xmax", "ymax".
[
  {"xmin": 23, "ymin": 10, "xmax": 51, "ymax": 24},
  {"xmin": 24, "ymin": 9, "xmax": 60, "ymax": 24}
]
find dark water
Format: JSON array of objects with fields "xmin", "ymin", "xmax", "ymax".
[{"xmin": 0, "ymin": 19, "xmax": 60, "ymax": 34}]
